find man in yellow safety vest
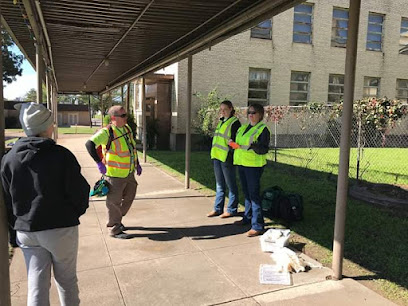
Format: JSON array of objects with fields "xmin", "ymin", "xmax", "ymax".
[{"xmin": 86, "ymin": 105, "xmax": 142, "ymax": 239}]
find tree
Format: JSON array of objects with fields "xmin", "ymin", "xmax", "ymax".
[
  {"xmin": 23, "ymin": 84, "xmax": 47, "ymax": 102},
  {"xmin": 2, "ymin": 30, "xmax": 23, "ymax": 83}
]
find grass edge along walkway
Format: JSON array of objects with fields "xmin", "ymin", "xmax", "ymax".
[{"xmin": 145, "ymin": 150, "xmax": 408, "ymax": 306}]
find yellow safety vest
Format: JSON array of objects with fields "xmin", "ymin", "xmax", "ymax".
[
  {"xmin": 211, "ymin": 117, "xmax": 239, "ymax": 162},
  {"xmin": 234, "ymin": 121, "xmax": 268, "ymax": 167},
  {"xmin": 105, "ymin": 124, "xmax": 138, "ymax": 178}
]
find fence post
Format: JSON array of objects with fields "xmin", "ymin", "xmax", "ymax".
[
  {"xmin": 274, "ymin": 120, "xmax": 277, "ymax": 163},
  {"xmin": 356, "ymin": 114, "xmax": 362, "ymax": 181}
]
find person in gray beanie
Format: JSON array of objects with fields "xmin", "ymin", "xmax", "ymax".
[{"xmin": 1, "ymin": 102, "xmax": 90, "ymax": 306}]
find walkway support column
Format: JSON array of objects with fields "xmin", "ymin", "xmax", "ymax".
[
  {"xmin": 141, "ymin": 77, "xmax": 147, "ymax": 163},
  {"xmin": 332, "ymin": 0, "xmax": 361, "ymax": 280},
  {"xmin": 46, "ymin": 72, "xmax": 51, "ymax": 109},
  {"xmin": 36, "ymin": 42, "xmax": 43, "ymax": 103},
  {"xmin": 52, "ymin": 85, "xmax": 58, "ymax": 141},
  {"xmin": 0, "ymin": 19, "xmax": 12, "ymax": 305},
  {"xmin": 126, "ymin": 82, "xmax": 131, "ymax": 113},
  {"xmin": 100, "ymin": 94, "xmax": 104, "ymax": 128},
  {"xmin": 185, "ymin": 55, "xmax": 192, "ymax": 189}
]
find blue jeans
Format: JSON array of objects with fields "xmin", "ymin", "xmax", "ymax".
[
  {"xmin": 213, "ymin": 159, "xmax": 239, "ymax": 214},
  {"xmin": 238, "ymin": 166, "xmax": 265, "ymax": 231}
]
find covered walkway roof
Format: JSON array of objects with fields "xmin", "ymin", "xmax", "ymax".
[{"xmin": 1, "ymin": 0, "xmax": 302, "ymax": 93}]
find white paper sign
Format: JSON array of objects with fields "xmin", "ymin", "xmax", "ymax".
[{"xmin": 259, "ymin": 264, "xmax": 292, "ymax": 285}]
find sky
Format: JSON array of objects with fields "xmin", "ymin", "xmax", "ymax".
[{"xmin": 3, "ymin": 45, "xmax": 36, "ymax": 100}]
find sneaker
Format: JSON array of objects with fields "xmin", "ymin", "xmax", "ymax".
[
  {"xmin": 119, "ymin": 223, "xmax": 126, "ymax": 231},
  {"xmin": 207, "ymin": 211, "xmax": 222, "ymax": 217},
  {"xmin": 110, "ymin": 231, "xmax": 131, "ymax": 239}
]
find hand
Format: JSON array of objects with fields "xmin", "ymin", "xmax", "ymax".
[
  {"xmin": 136, "ymin": 163, "xmax": 142, "ymax": 176},
  {"xmin": 97, "ymin": 161, "xmax": 106, "ymax": 174},
  {"xmin": 228, "ymin": 141, "xmax": 240, "ymax": 149}
]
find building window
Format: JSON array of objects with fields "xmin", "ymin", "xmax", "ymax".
[
  {"xmin": 400, "ymin": 17, "xmax": 408, "ymax": 54},
  {"xmin": 251, "ymin": 20, "xmax": 272, "ymax": 39},
  {"xmin": 363, "ymin": 77, "xmax": 380, "ymax": 98},
  {"xmin": 396, "ymin": 79, "xmax": 408, "ymax": 101},
  {"xmin": 248, "ymin": 68, "xmax": 270, "ymax": 105},
  {"xmin": 331, "ymin": 8, "xmax": 349, "ymax": 48},
  {"xmin": 328, "ymin": 74, "xmax": 344, "ymax": 103},
  {"xmin": 293, "ymin": 3, "xmax": 313, "ymax": 44},
  {"xmin": 290, "ymin": 71, "xmax": 310, "ymax": 105},
  {"xmin": 366, "ymin": 13, "xmax": 384, "ymax": 51}
]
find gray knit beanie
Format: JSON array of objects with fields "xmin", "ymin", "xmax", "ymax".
[{"xmin": 14, "ymin": 102, "xmax": 53, "ymax": 136}]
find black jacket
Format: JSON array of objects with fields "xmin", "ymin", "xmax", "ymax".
[{"xmin": 1, "ymin": 137, "xmax": 90, "ymax": 232}]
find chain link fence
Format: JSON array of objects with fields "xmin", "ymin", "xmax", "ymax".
[{"xmin": 252, "ymin": 105, "xmax": 408, "ymax": 186}]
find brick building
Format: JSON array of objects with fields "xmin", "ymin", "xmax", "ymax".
[{"xmin": 134, "ymin": 0, "xmax": 408, "ymax": 150}]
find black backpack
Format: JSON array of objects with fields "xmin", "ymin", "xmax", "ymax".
[
  {"xmin": 261, "ymin": 186, "xmax": 304, "ymax": 221},
  {"xmin": 261, "ymin": 186, "xmax": 284, "ymax": 219},
  {"xmin": 277, "ymin": 193, "xmax": 304, "ymax": 221}
]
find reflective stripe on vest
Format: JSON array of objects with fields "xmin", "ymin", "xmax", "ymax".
[
  {"xmin": 105, "ymin": 124, "xmax": 138, "ymax": 178},
  {"xmin": 210, "ymin": 117, "xmax": 238, "ymax": 162},
  {"xmin": 233, "ymin": 122, "xmax": 268, "ymax": 167}
]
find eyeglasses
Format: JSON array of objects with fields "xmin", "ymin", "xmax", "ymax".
[
  {"xmin": 114, "ymin": 113, "xmax": 127, "ymax": 118},
  {"xmin": 247, "ymin": 111, "xmax": 257, "ymax": 115}
]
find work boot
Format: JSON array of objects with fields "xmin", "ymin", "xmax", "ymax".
[{"xmin": 207, "ymin": 211, "xmax": 221, "ymax": 217}]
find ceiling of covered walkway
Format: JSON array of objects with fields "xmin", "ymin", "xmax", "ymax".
[{"xmin": 1, "ymin": 0, "xmax": 303, "ymax": 93}]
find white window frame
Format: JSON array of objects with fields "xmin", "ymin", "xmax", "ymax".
[
  {"xmin": 366, "ymin": 12, "xmax": 384, "ymax": 52},
  {"xmin": 396, "ymin": 79, "xmax": 408, "ymax": 101},
  {"xmin": 328, "ymin": 74, "xmax": 344, "ymax": 103},
  {"xmin": 363, "ymin": 77, "xmax": 381, "ymax": 98},
  {"xmin": 293, "ymin": 3, "xmax": 314, "ymax": 44},
  {"xmin": 248, "ymin": 68, "xmax": 270, "ymax": 106},
  {"xmin": 251, "ymin": 19, "xmax": 272, "ymax": 40},
  {"xmin": 400, "ymin": 17, "xmax": 408, "ymax": 54},
  {"xmin": 290, "ymin": 71, "xmax": 310, "ymax": 105},
  {"xmin": 331, "ymin": 7, "xmax": 349, "ymax": 48}
]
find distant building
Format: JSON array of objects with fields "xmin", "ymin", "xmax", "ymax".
[{"xmin": 4, "ymin": 101, "xmax": 91, "ymax": 128}]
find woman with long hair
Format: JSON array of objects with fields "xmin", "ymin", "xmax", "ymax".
[{"xmin": 207, "ymin": 100, "xmax": 241, "ymax": 218}]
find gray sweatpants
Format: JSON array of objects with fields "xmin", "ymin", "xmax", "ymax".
[{"xmin": 17, "ymin": 226, "xmax": 79, "ymax": 306}]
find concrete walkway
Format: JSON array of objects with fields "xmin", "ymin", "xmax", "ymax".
[{"xmin": 9, "ymin": 135, "xmax": 395, "ymax": 305}]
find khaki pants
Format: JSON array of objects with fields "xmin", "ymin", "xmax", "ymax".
[{"xmin": 105, "ymin": 172, "xmax": 137, "ymax": 235}]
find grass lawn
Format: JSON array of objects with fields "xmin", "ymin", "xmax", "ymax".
[
  {"xmin": 145, "ymin": 150, "xmax": 408, "ymax": 305},
  {"xmin": 273, "ymin": 148, "xmax": 408, "ymax": 185}
]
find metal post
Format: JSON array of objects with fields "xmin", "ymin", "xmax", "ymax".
[
  {"xmin": 332, "ymin": 0, "xmax": 361, "ymax": 280},
  {"xmin": 88, "ymin": 95, "xmax": 92, "ymax": 128},
  {"xmin": 0, "ymin": 18, "xmax": 12, "ymax": 305},
  {"xmin": 46, "ymin": 72, "xmax": 51, "ymax": 109},
  {"xmin": 141, "ymin": 77, "xmax": 147, "ymax": 163},
  {"xmin": 132, "ymin": 81, "xmax": 137, "ymax": 116},
  {"xmin": 36, "ymin": 42, "xmax": 43, "ymax": 103},
  {"xmin": 185, "ymin": 55, "xmax": 192, "ymax": 189},
  {"xmin": 100, "ymin": 95, "xmax": 104, "ymax": 128},
  {"xmin": 52, "ymin": 86, "xmax": 58, "ymax": 141},
  {"xmin": 121, "ymin": 85, "xmax": 124, "ymax": 105},
  {"xmin": 126, "ymin": 82, "xmax": 131, "ymax": 113}
]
